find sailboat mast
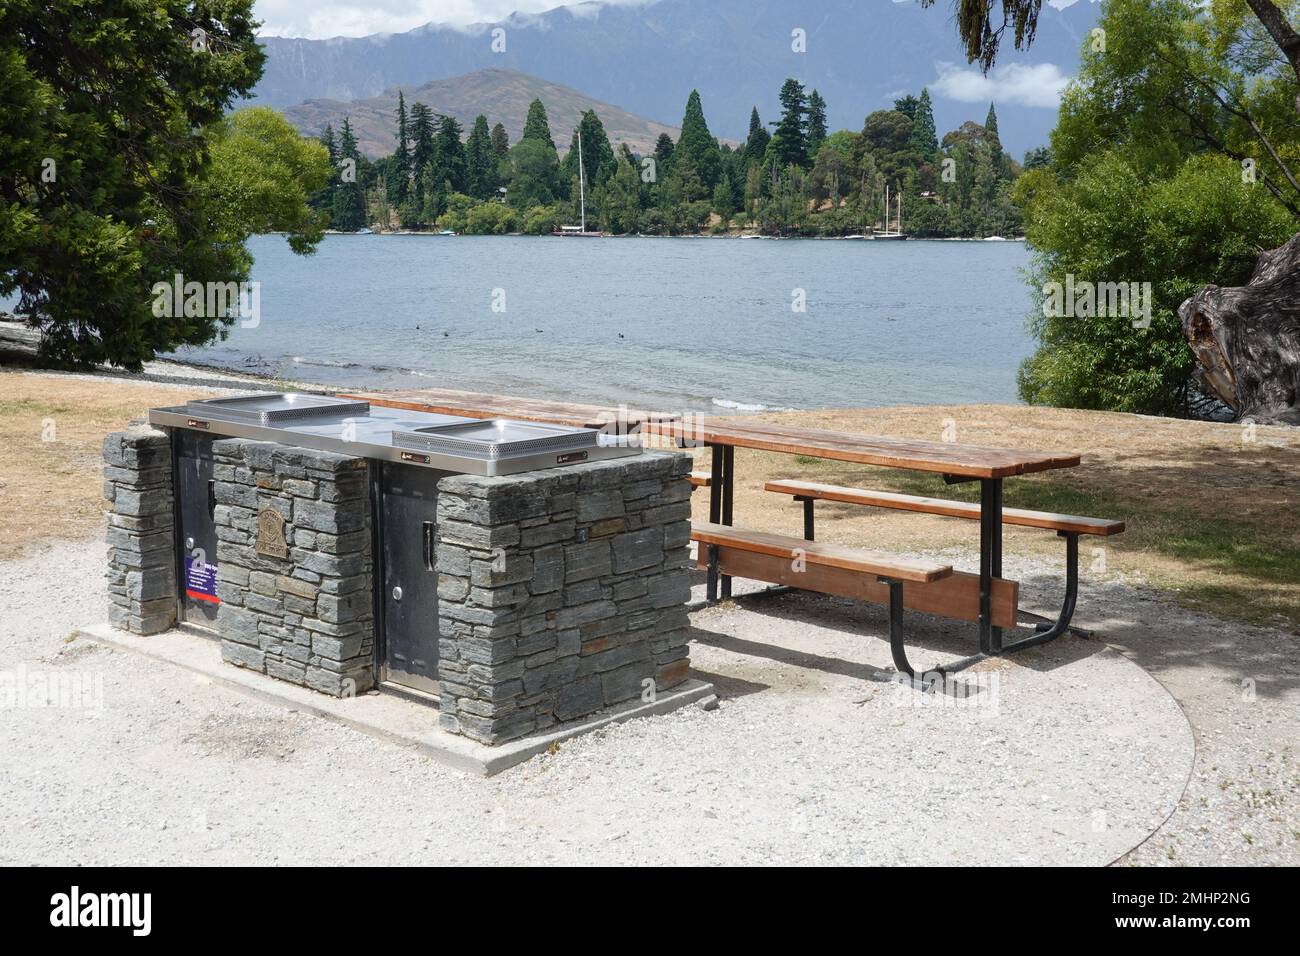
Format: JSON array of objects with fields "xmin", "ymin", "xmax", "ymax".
[
  {"xmin": 884, "ymin": 184, "xmax": 889, "ymax": 233},
  {"xmin": 577, "ymin": 127, "xmax": 586, "ymax": 233}
]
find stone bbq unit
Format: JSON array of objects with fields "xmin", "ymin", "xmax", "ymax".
[{"xmin": 104, "ymin": 392, "xmax": 695, "ymax": 745}]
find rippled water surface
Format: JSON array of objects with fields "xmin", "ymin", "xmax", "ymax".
[{"xmin": 171, "ymin": 234, "xmax": 1036, "ymax": 412}]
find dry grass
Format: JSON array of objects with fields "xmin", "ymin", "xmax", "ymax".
[
  {"xmin": 3, "ymin": 368, "xmax": 1298, "ymax": 630},
  {"xmin": 0, "ymin": 371, "xmax": 216, "ymax": 560}
]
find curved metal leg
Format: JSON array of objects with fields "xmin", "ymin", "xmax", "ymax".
[
  {"xmin": 880, "ymin": 577, "xmax": 947, "ymax": 691},
  {"xmin": 1001, "ymin": 531, "xmax": 1079, "ymax": 653}
]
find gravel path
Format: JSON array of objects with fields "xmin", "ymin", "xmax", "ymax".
[{"xmin": 0, "ymin": 536, "xmax": 1226, "ymax": 866}]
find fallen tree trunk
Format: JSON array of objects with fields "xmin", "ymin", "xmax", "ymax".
[{"xmin": 1180, "ymin": 232, "xmax": 1300, "ymax": 425}]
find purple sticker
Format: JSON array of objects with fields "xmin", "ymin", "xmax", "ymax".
[{"xmin": 185, "ymin": 556, "xmax": 219, "ymax": 604}]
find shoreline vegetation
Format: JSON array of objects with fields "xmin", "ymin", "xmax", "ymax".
[
  {"xmin": 317, "ymin": 229, "xmax": 1027, "ymax": 240},
  {"xmin": 315, "ymin": 80, "xmax": 1028, "ymax": 240}
]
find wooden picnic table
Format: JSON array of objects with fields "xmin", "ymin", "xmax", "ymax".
[
  {"xmin": 341, "ymin": 387, "xmax": 680, "ymax": 431},
  {"xmin": 645, "ymin": 417, "xmax": 1083, "ymax": 655}
]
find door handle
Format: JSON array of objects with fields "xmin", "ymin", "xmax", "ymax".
[
  {"xmin": 207, "ymin": 479, "xmax": 216, "ymax": 519},
  {"xmin": 422, "ymin": 521, "xmax": 435, "ymax": 571}
]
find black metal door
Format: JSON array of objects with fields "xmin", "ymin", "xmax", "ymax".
[
  {"xmin": 175, "ymin": 430, "xmax": 219, "ymax": 627},
  {"xmin": 379, "ymin": 463, "xmax": 448, "ymax": 695}
]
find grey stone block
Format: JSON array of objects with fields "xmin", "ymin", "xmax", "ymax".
[
  {"xmin": 602, "ymin": 661, "xmax": 654, "ymax": 706},
  {"xmin": 555, "ymin": 675, "xmax": 604, "ymax": 721},
  {"xmin": 564, "ymin": 540, "xmax": 611, "ymax": 583},
  {"xmin": 611, "ymin": 527, "xmax": 663, "ymax": 573}
]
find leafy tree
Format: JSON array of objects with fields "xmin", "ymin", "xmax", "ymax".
[
  {"xmin": 521, "ymin": 202, "xmax": 564, "ymax": 235},
  {"xmin": 1022, "ymin": 146, "xmax": 1051, "ymax": 170},
  {"xmin": 807, "ymin": 90, "xmax": 828, "ymax": 154},
  {"xmin": 1014, "ymin": 0, "xmax": 1299, "ymax": 415},
  {"xmin": 712, "ymin": 173, "xmax": 736, "ymax": 223},
  {"xmin": 677, "ymin": 90, "xmax": 723, "ymax": 188},
  {"xmin": 208, "ymin": 108, "xmax": 331, "ymax": 252},
  {"xmin": 771, "ymin": 78, "xmax": 809, "ymax": 168},
  {"xmin": 508, "ymin": 137, "xmax": 561, "ymax": 208},
  {"xmin": 598, "ymin": 155, "xmax": 645, "ymax": 233},
  {"xmin": 918, "ymin": 0, "xmax": 1043, "ymax": 71},
  {"xmin": 0, "ymin": 0, "xmax": 288, "ymax": 369}
]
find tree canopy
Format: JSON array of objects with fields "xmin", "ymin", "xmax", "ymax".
[
  {"xmin": 0, "ymin": 0, "xmax": 329, "ymax": 369},
  {"xmin": 1014, "ymin": 0, "xmax": 1299, "ymax": 416}
]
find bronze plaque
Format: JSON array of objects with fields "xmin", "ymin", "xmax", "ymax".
[{"xmin": 255, "ymin": 508, "xmax": 288, "ymax": 558}]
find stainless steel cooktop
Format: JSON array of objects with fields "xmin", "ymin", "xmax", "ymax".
[{"xmin": 149, "ymin": 392, "xmax": 635, "ymax": 476}]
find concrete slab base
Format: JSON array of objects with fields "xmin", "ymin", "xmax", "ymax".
[{"xmin": 76, "ymin": 623, "xmax": 716, "ymax": 777}]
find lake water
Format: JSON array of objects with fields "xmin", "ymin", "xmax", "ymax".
[{"xmin": 172, "ymin": 234, "xmax": 1035, "ymax": 412}]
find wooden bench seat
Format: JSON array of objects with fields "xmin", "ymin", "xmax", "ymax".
[
  {"xmin": 765, "ymin": 479, "xmax": 1125, "ymax": 536},
  {"xmin": 690, "ymin": 522, "xmax": 1019, "ymax": 628},
  {"xmin": 692, "ymin": 522, "xmax": 950, "ymax": 582}
]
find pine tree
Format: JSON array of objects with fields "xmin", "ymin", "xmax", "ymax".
[
  {"xmin": 522, "ymin": 99, "xmax": 555, "ymax": 147},
  {"xmin": 771, "ymin": 78, "xmax": 809, "ymax": 168},
  {"xmin": 314, "ymin": 125, "xmax": 338, "ymax": 213},
  {"xmin": 909, "ymin": 88, "xmax": 939, "ymax": 161},
  {"xmin": 320, "ymin": 125, "xmax": 337, "ymax": 166},
  {"xmin": 433, "ymin": 114, "xmax": 467, "ymax": 194},
  {"xmin": 677, "ymin": 90, "xmax": 722, "ymax": 188},
  {"xmin": 332, "ymin": 117, "xmax": 366, "ymax": 231},
  {"xmin": 389, "ymin": 92, "xmax": 411, "ymax": 204},
  {"xmin": 745, "ymin": 107, "xmax": 770, "ymax": 166},
  {"xmin": 562, "ymin": 110, "xmax": 617, "ymax": 189},
  {"xmin": 893, "ymin": 94, "xmax": 920, "ymax": 120},
  {"xmin": 490, "ymin": 122, "xmax": 510, "ymax": 157},
  {"xmin": 806, "ymin": 90, "xmax": 828, "ymax": 155},
  {"xmin": 465, "ymin": 114, "xmax": 496, "ymax": 199},
  {"xmin": 984, "ymin": 102, "xmax": 999, "ymax": 134},
  {"xmin": 409, "ymin": 103, "xmax": 436, "ymax": 207},
  {"xmin": 653, "ymin": 133, "xmax": 675, "ymax": 178}
]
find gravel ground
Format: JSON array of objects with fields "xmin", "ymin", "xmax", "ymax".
[{"xmin": 0, "ymin": 537, "xmax": 1216, "ymax": 866}]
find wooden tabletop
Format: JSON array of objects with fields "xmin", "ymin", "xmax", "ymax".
[
  {"xmin": 646, "ymin": 418, "xmax": 1080, "ymax": 478},
  {"xmin": 341, "ymin": 388, "xmax": 681, "ymax": 430}
]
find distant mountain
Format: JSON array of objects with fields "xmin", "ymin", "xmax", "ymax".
[
  {"xmin": 252, "ymin": 0, "xmax": 1100, "ymax": 158},
  {"xmin": 283, "ymin": 69, "xmax": 681, "ymax": 158}
]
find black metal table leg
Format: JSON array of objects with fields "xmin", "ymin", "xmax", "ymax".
[
  {"xmin": 706, "ymin": 443, "xmax": 723, "ymax": 603},
  {"xmin": 1002, "ymin": 531, "xmax": 1079, "ymax": 652},
  {"xmin": 720, "ymin": 444, "xmax": 734, "ymax": 599},
  {"xmin": 978, "ymin": 478, "xmax": 1003, "ymax": 655}
]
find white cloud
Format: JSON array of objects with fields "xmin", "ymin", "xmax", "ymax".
[
  {"xmin": 931, "ymin": 61, "xmax": 1072, "ymax": 109},
  {"xmin": 254, "ymin": 0, "xmax": 645, "ymax": 39}
]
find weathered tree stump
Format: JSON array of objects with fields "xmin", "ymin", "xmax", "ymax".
[{"xmin": 1180, "ymin": 233, "xmax": 1300, "ymax": 425}]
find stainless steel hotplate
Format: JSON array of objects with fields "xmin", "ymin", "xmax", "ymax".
[
  {"xmin": 391, "ymin": 419, "xmax": 597, "ymax": 461},
  {"xmin": 185, "ymin": 393, "xmax": 370, "ymax": 426}
]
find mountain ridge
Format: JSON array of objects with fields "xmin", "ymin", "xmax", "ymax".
[
  {"xmin": 282, "ymin": 68, "xmax": 683, "ymax": 158},
  {"xmin": 253, "ymin": 0, "xmax": 1100, "ymax": 157}
]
